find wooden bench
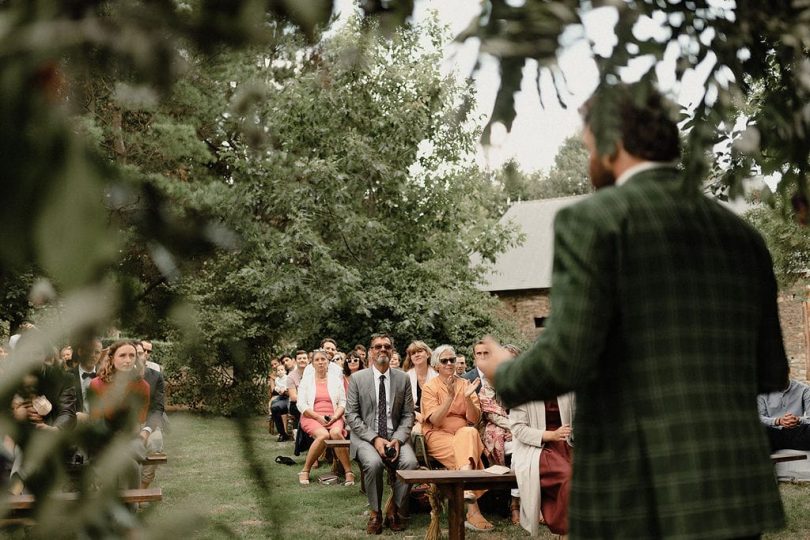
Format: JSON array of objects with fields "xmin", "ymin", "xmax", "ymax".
[
  {"xmin": 771, "ymin": 450, "xmax": 808, "ymax": 464},
  {"xmin": 397, "ymin": 469, "xmax": 517, "ymax": 540},
  {"xmin": 142, "ymin": 453, "xmax": 168, "ymax": 465},
  {"xmin": 3, "ymin": 487, "xmax": 163, "ymax": 518}
]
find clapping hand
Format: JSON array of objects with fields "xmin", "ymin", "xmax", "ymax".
[{"xmin": 464, "ymin": 378, "xmax": 481, "ymax": 398}]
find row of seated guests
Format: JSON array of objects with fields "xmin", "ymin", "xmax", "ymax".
[
  {"xmin": 282, "ymin": 333, "xmax": 575, "ymax": 536},
  {"xmin": 4, "ymin": 332, "xmax": 165, "ymax": 493},
  {"xmin": 404, "ymin": 340, "xmax": 575, "ymax": 535}
]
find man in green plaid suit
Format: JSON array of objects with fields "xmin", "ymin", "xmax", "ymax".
[{"xmin": 480, "ymin": 83, "xmax": 789, "ymax": 539}]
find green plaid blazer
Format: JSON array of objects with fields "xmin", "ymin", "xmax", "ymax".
[{"xmin": 495, "ymin": 166, "xmax": 788, "ymax": 539}]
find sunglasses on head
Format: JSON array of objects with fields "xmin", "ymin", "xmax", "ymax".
[{"xmin": 438, "ymin": 357, "xmax": 456, "ymax": 365}]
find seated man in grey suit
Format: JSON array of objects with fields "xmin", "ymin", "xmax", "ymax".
[{"xmin": 346, "ymin": 333, "xmax": 418, "ymax": 535}]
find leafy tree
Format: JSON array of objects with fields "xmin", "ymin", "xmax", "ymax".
[
  {"xmin": 77, "ymin": 19, "xmax": 521, "ymax": 413},
  {"xmin": 496, "ymin": 134, "xmax": 591, "ymax": 204},
  {"xmin": 745, "ymin": 200, "xmax": 810, "ymax": 287}
]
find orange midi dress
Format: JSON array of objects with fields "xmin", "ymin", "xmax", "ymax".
[{"xmin": 421, "ymin": 376, "xmax": 484, "ymax": 471}]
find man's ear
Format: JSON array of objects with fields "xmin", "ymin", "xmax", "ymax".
[{"xmin": 605, "ymin": 141, "xmax": 623, "ymax": 164}]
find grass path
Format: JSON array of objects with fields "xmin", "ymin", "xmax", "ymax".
[{"xmin": 148, "ymin": 413, "xmax": 810, "ymax": 539}]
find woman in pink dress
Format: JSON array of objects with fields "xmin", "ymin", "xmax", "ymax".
[{"xmin": 296, "ymin": 349, "xmax": 354, "ymax": 485}]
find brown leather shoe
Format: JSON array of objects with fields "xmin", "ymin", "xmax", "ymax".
[
  {"xmin": 366, "ymin": 510, "xmax": 383, "ymax": 535},
  {"xmin": 383, "ymin": 511, "xmax": 405, "ymax": 532}
]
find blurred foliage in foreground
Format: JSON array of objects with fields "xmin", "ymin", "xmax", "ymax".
[{"xmin": 2, "ymin": 0, "xmax": 809, "ymax": 535}]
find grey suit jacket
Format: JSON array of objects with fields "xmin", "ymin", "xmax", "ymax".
[
  {"xmin": 345, "ymin": 367, "xmax": 414, "ymax": 459},
  {"xmin": 461, "ymin": 368, "xmax": 482, "ymax": 394}
]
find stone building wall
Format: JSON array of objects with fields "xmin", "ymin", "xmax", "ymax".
[
  {"xmin": 777, "ymin": 283, "xmax": 809, "ymax": 381},
  {"xmin": 494, "ymin": 282, "xmax": 809, "ymax": 382}
]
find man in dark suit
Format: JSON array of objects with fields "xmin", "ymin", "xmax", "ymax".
[
  {"xmin": 460, "ymin": 340, "xmax": 485, "ymax": 394},
  {"xmin": 479, "ymin": 83, "xmax": 789, "ymax": 539},
  {"xmin": 346, "ymin": 333, "xmax": 417, "ymax": 534},
  {"xmin": 66, "ymin": 337, "xmax": 102, "ymax": 421},
  {"xmin": 9, "ymin": 333, "xmax": 77, "ymax": 490},
  {"xmin": 136, "ymin": 342, "xmax": 165, "ymax": 488}
]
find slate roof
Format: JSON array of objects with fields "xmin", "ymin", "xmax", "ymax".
[
  {"xmin": 472, "ymin": 195, "xmax": 589, "ymax": 292},
  {"xmin": 473, "ymin": 188, "xmax": 758, "ymax": 293}
]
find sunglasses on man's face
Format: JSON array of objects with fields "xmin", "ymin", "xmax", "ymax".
[
  {"xmin": 372, "ymin": 344, "xmax": 392, "ymax": 351},
  {"xmin": 438, "ymin": 357, "xmax": 456, "ymax": 365}
]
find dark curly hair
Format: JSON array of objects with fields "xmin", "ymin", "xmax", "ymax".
[{"xmin": 580, "ymin": 82, "xmax": 680, "ymax": 162}]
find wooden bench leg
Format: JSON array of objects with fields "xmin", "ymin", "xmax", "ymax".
[{"xmin": 443, "ymin": 484, "xmax": 466, "ymax": 540}]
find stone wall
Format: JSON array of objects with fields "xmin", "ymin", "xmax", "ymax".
[
  {"xmin": 494, "ymin": 282, "xmax": 809, "ymax": 382},
  {"xmin": 778, "ymin": 283, "xmax": 809, "ymax": 381}
]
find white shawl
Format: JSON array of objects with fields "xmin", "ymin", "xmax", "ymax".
[
  {"xmin": 509, "ymin": 393, "xmax": 575, "ymax": 536},
  {"xmin": 406, "ymin": 366, "xmax": 438, "ymax": 408},
  {"xmin": 297, "ymin": 364, "xmax": 346, "ymax": 414}
]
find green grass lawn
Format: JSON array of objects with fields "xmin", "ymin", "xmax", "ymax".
[{"xmin": 146, "ymin": 413, "xmax": 810, "ymax": 539}]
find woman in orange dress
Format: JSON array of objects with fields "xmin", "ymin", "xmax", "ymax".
[{"xmin": 421, "ymin": 345, "xmax": 493, "ymax": 532}]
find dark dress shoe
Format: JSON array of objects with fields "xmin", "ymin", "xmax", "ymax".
[
  {"xmin": 366, "ymin": 511, "xmax": 383, "ymax": 535},
  {"xmin": 383, "ymin": 512, "xmax": 405, "ymax": 532},
  {"xmin": 277, "ymin": 433, "xmax": 290, "ymax": 442}
]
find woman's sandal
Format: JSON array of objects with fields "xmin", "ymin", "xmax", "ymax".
[
  {"xmin": 344, "ymin": 472, "xmax": 355, "ymax": 486},
  {"xmin": 510, "ymin": 499, "xmax": 521, "ymax": 525},
  {"xmin": 298, "ymin": 470, "xmax": 310, "ymax": 485},
  {"xmin": 465, "ymin": 512, "xmax": 494, "ymax": 532}
]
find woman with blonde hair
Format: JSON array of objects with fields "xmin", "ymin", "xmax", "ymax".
[{"xmin": 402, "ymin": 340, "xmax": 437, "ymax": 433}]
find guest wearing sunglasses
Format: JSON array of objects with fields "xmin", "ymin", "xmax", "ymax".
[
  {"xmin": 342, "ymin": 351, "xmax": 365, "ymax": 393},
  {"xmin": 421, "ymin": 345, "xmax": 492, "ymax": 531}
]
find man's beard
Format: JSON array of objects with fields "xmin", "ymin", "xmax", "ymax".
[{"xmin": 375, "ymin": 353, "xmax": 390, "ymax": 366}]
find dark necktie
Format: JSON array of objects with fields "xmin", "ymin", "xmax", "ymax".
[
  {"xmin": 377, "ymin": 375, "xmax": 388, "ymax": 439},
  {"xmin": 81, "ymin": 371, "xmax": 96, "ymax": 379}
]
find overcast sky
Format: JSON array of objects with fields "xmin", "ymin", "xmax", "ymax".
[{"xmin": 333, "ymin": 1, "xmax": 719, "ymax": 173}]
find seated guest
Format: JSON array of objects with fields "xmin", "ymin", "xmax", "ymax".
[
  {"xmin": 421, "ymin": 345, "xmax": 492, "ymax": 531},
  {"xmin": 67, "ymin": 337, "xmax": 103, "ymax": 423},
  {"xmin": 333, "ymin": 352, "xmax": 346, "ymax": 370},
  {"xmin": 455, "ymin": 355, "xmax": 467, "ymax": 376},
  {"xmin": 140, "ymin": 340, "xmax": 161, "ymax": 372},
  {"xmin": 87, "ymin": 341, "xmax": 150, "ymax": 489},
  {"xmin": 353, "ymin": 344, "xmax": 367, "ymax": 364},
  {"xmin": 11, "ymin": 339, "xmax": 77, "ymax": 433},
  {"xmin": 296, "ymin": 349, "xmax": 354, "ymax": 485},
  {"xmin": 287, "ymin": 350, "xmax": 309, "ymax": 427},
  {"xmin": 389, "ymin": 352, "xmax": 401, "ymax": 369},
  {"xmin": 270, "ymin": 364, "xmax": 291, "ymax": 441},
  {"xmin": 402, "ymin": 340, "xmax": 437, "ymax": 435},
  {"xmin": 462, "ymin": 340, "xmax": 489, "ymax": 395},
  {"xmin": 345, "ymin": 333, "xmax": 418, "ymax": 534},
  {"xmin": 479, "ymin": 344, "xmax": 522, "ymax": 468},
  {"xmin": 479, "ymin": 379, "xmax": 511, "ymax": 467},
  {"xmin": 758, "ymin": 378, "xmax": 810, "ymax": 451},
  {"xmin": 8, "ymin": 333, "xmax": 77, "ymax": 492},
  {"xmin": 59, "ymin": 346, "xmax": 73, "ymax": 369},
  {"xmin": 135, "ymin": 346, "xmax": 166, "ymax": 489},
  {"xmin": 509, "ymin": 394, "xmax": 575, "ymax": 536},
  {"xmin": 281, "ymin": 354, "xmax": 295, "ymax": 373},
  {"xmin": 342, "ymin": 351, "xmax": 365, "ymax": 393}
]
